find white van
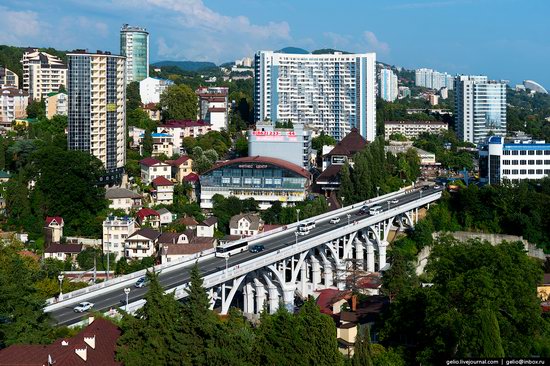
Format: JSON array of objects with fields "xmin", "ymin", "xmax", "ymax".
[
  {"xmin": 369, "ymin": 205, "xmax": 382, "ymax": 215},
  {"xmin": 299, "ymin": 221, "xmax": 316, "ymax": 231}
]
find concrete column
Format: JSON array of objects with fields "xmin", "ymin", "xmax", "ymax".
[
  {"xmin": 354, "ymin": 238, "xmax": 364, "ymax": 271},
  {"xmin": 323, "ymin": 261, "xmax": 333, "ymax": 287},
  {"xmin": 311, "ymin": 256, "xmax": 321, "ymax": 288},
  {"xmin": 254, "ymin": 281, "xmax": 266, "ymax": 314},
  {"xmin": 243, "ymin": 282, "xmax": 254, "ymax": 314},
  {"xmin": 336, "ymin": 262, "xmax": 347, "ymax": 290},
  {"xmin": 299, "ymin": 261, "xmax": 308, "ymax": 296},
  {"xmin": 282, "ymin": 286, "xmax": 296, "ymax": 312},
  {"xmin": 379, "ymin": 240, "xmax": 388, "ymax": 270},
  {"xmin": 366, "ymin": 241, "xmax": 375, "ymax": 272},
  {"xmin": 208, "ymin": 288, "xmax": 215, "ymax": 310},
  {"xmin": 268, "ymin": 285, "xmax": 279, "ymax": 314},
  {"xmin": 221, "ymin": 283, "xmax": 226, "ymax": 310}
]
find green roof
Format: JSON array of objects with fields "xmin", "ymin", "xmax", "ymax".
[
  {"xmin": 16, "ymin": 118, "xmax": 38, "ymax": 123},
  {"xmin": 47, "ymin": 92, "xmax": 59, "ymax": 97},
  {"xmin": 0, "ymin": 171, "xmax": 11, "ymax": 179}
]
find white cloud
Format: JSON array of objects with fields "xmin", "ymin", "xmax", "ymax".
[
  {"xmin": 0, "ymin": 6, "xmax": 42, "ymax": 44},
  {"xmin": 363, "ymin": 31, "xmax": 390, "ymax": 54}
]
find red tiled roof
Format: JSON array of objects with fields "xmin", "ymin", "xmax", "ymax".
[
  {"xmin": 139, "ymin": 157, "xmax": 162, "ymax": 167},
  {"xmin": 203, "ymin": 156, "xmax": 311, "ymax": 179},
  {"xmin": 159, "ymin": 120, "xmax": 211, "ymax": 128},
  {"xmin": 128, "ymin": 228, "xmax": 161, "ymax": 241},
  {"xmin": 136, "ymin": 208, "xmax": 160, "ymax": 220},
  {"xmin": 167, "ymin": 155, "xmax": 191, "ymax": 166},
  {"xmin": 44, "ymin": 244, "xmax": 83, "ymax": 254},
  {"xmin": 316, "ymin": 289, "xmax": 352, "ymax": 315},
  {"xmin": 164, "ymin": 242, "xmax": 214, "ymax": 256},
  {"xmin": 45, "ymin": 216, "xmax": 64, "ymax": 226},
  {"xmin": 262, "ymin": 224, "xmax": 283, "ymax": 232},
  {"xmin": 325, "ymin": 128, "xmax": 368, "ymax": 157},
  {"xmin": 179, "ymin": 216, "xmax": 198, "ymax": 226},
  {"xmin": 0, "ymin": 318, "xmax": 121, "ymax": 366},
  {"xmin": 152, "ymin": 176, "xmax": 174, "ymax": 186},
  {"xmin": 141, "ymin": 102, "xmax": 159, "ymax": 110},
  {"xmin": 200, "ymin": 217, "xmax": 218, "ymax": 227},
  {"xmin": 183, "ymin": 173, "xmax": 200, "ymax": 182}
]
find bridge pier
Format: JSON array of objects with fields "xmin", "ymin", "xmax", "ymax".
[
  {"xmin": 379, "ymin": 240, "xmax": 388, "ymax": 270},
  {"xmin": 298, "ymin": 261, "xmax": 308, "ymax": 297},
  {"xmin": 282, "ymin": 285, "xmax": 296, "ymax": 312},
  {"xmin": 268, "ymin": 285, "xmax": 279, "ymax": 313},
  {"xmin": 311, "ymin": 256, "xmax": 322, "ymax": 288},
  {"xmin": 336, "ymin": 262, "xmax": 347, "ymax": 290},
  {"xmin": 355, "ymin": 237, "xmax": 364, "ymax": 271},
  {"xmin": 366, "ymin": 241, "xmax": 375, "ymax": 272},
  {"xmin": 254, "ymin": 279, "xmax": 266, "ymax": 314},
  {"xmin": 243, "ymin": 282, "xmax": 254, "ymax": 314}
]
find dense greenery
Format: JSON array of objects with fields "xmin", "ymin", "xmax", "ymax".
[
  {"xmin": 312, "ymin": 131, "xmax": 336, "ymax": 155},
  {"xmin": 183, "ymin": 131, "xmax": 231, "ymax": 159},
  {"xmin": 117, "ymin": 265, "xmax": 344, "ymax": 365},
  {"xmin": 381, "ymin": 236, "xmax": 550, "ymax": 365},
  {"xmin": 211, "ymin": 194, "xmax": 259, "ymax": 234},
  {"xmin": 0, "ymin": 45, "xmax": 67, "ymax": 82},
  {"xmin": 261, "ymin": 197, "xmax": 329, "ymax": 225},
  {"xmin": 339, "ymin": 137, "xmax": 420, "ymax": 204},
  {"xmin": 413, "ymin": 131, "xmax": 475, "ymax": 171},
  {"xmin": 507, "ymin": 89, "xmax": 550, "ymax": 141},
  {"xmin": 160, "ymin": 84, "xmax": 199, "ymax": 121}
]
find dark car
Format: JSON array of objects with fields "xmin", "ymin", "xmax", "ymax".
[
  {"xmin": 357, "ymin": 206, "xmax": 369, "ymax": 215},
  {"xmin": 249, "ymin": 245, "xmax": 265, "ymax": 253}
]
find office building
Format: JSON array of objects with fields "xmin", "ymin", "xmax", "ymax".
[
  {"xmin": 379, "ymin": 68, "xmax": 398, "ymax": 102},
  {"xmin": 196, "ymin": 86, "xmax": 229, "ymax": 131},
  {"xmin": 200, "ymin": 156, "xmax": 311, "ymax": 210},
  {"xmin": 44, "ymin": 92, "xmax": 68, "ymax": 119},
  {"xmin": 139, "ymin": 76, "xmax": 173, "ymax": 104},
  {"xmin": 103, "ymin": 215, "xmax": 137, "ymax": 260},
  {"xmin": 20, "ymin": 48, "xmax": 67, "ymax": 100},
  {"xmin": 67, "ymin": 50, "xmax": 126, "ymax": 184},
  {"xmin": 479, "ymin": 136, "xmax": 550, "ymax": 185},
  {"xmin": 0, "ymin": 87, "xmax": 28, "ymax": 128},
  {"xmin": 415, "ymin": 68, "xmax": 454, "ymax": 90},
  {"xmin": 248, "ymin": 122, "xmax": 313, "ymax": 169},
  {"xmin": 384, "ymin": 120, "xmax": 448, "ymax": 140},
  {"xmin": 120, "ymin": 24, "xmax": 149, "ymax": 83},
  {"xmin": 0, "ymin": 66, "xmax": 18, "ymax": 88},
  {"xmin": 454, "ymin": 75, "xmax": 506, "ymax": 143},
  {"xmin": 254, "ymin": 50, "xmax": 376, "ymax": 141}
]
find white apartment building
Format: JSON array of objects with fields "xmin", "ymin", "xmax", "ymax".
[
  {"xmin": 139, "ymin": 157, "xmax": 172, "ymax": 184},
  {"xmin": 0, "ymin": 67, "xmax": 19, "ymax": 88},
  {"xmin": 479, "ymin": 136, "xmax": 550, "ymax": 185},
  {"xmin": 0, "ymin": 87, "xmax": 28, "ymax": 128},
  {"xmin": 254, "ymin": 50, "xmax": 377, "ymax": 142},
  {"xmin": 20, "ymin": 48, "xmax": 67, "ymax": 100},
  {"xmin": 44, "ymin": 92, "xmax": 68, "ymax": 119},
  {"xmin": 379, "ymin": 68, "xmax": 398, "ymax": 102},
  {"xmin": 151, "ymin": 176, "xmax": 174, "ymax": 205},
  {"xmin": 139, "ymin": 76, "xmax": 173, "ymax": 104},
  {"xmin": 384, "ymin": 120, "xmax": 448, "ymax": 140},
  {"xmin": 454, "ymin": 75, "xmax": 506, "ymax": 144},
  {"xmin": 415, "ymin": 68, "xmax": 454, "ymax": 90},
  {"xmin": 102, "ymin": 216, "xmax": 137, "ymax": 260},
  {"xmin": 67, "ymin": 50, "xmax": 126, "ymax": 184},
  {"xmin": 120, "ymin": 24, "xmax": 149, "ymax": 83},
  {"xmin": 196, "ymin": 86, "xmax": 229, "ymax": 132},
  {"xmin": 248, "ymin": 122, "xmax": 313, "ymax": 169},
  {"xmin": 156, "ymin": 120, "xmax": 212, "ymax": 154}
]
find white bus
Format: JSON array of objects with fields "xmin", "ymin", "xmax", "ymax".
[
  {"xmin": 369, "ymin": 205, "xmax": 382, "ymax": 215},
  {"xmin": 215, "ymin": 240, "xmax": 248, "ymax": 257}
]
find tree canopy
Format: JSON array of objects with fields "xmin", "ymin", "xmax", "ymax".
[{"xmin": 160, "ymin": 84, "xmax": 198, "ymax": 121}]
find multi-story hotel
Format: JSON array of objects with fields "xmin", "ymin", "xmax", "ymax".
[
  {"xmin": 254, "ymin": 50, "xmax": 377, "ymax": 141},
  {"xmin": 479, "ymin": 136, "xmax": 550, "ymax": 184},
  {"xmin": 44, "ymin": 92, "xmax": 68, "ymax": 119},
  {"xmin": 102, "ymin": 215, "xmax": 137, "ymax": 260},
  {"xmin": 196, "ymin": 86, "xmax": 229, "ymax": 132},
  {"xmin": 455, "ymin": 75, "xmax": 506, "ymax": 144},
  {"xmin": 0, "ymin": 67, "xmax": 19, "ymax": 88},
  {"xmin": 120, "ymin": 24, "xmax": 149, "ymax": 83},
  {"xmin": 379, "ymin": 68, "xmax": 398, "ymax": 102},
  {"xmin": 139, "ymin": 76, "xmax": 173, "ymax": 104},
  {"xmin": 415, "ymin": 68, "xmax": 454, "ymax": 90},
  {"xmin": 20, "ymin": 48, "xmax": 67, "ymax": 100},
  {"xmin": 67, "ymin": 50, "xmax": 126, "ymax": 184},
  {"xmin": 384, "ymin": 120, "xmax": 448, "ymax": 140},
  {"xmin": 0, "ymin": 87, "xmax": 28, "ymax": 128}
]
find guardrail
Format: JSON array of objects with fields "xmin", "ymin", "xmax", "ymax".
[{"xmin": 46, "ymin": 186, "xmax": 418, "ymax": 312}]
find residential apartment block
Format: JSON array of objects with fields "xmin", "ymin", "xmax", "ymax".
[
  {"xmin": 20, "ymin": 48, "xmax": 67, "ymax": 100},
  {"xmin": 139, "ymin": 76, "xmax": 173, "ymax": 104},
  {"xmin": 254, "ymin": 50, "xmax": 377, "ymax": 141},
  {"xmin": 479, "ymin": 136, "xmax": 550, "ymax": 185},
  {"xmin": 120, "ymin": 24, "xmax": 149, "ymax": 83},
  {"xmin": 0, "ymin": 66, "xmax": 18, "ymax": 88},
  {"xmin": 157, "ymin": 120, "xmax": 212, "ymax": 154},
  {"xmin": 102, "ymin": 215, "xmax": 137, "ymax": 260},
  {"xmin": 454, "ymin": 75, "xmax": 506, "ymax": 143},
  {"xmin": 415, "ymin": 68, "xmax": 454, "ymax": 90},
  {"xmin": 379, "ymin": 68, "xmax": 398, "ymax": 102},
  {"xmin": 44, "ymin": 92, "xmax": 68, "ymax": 119},
  {"xmin": 0, "ymin": 87, "xmax": 28, "ymax": 128},
  {"xmin": 139, "ymin": 157, "xmax": 172, "ymax": 184},
  {"xmin": 67, "ymin": 50, "xmax": 126, "ymax": 184},
  {"xmin": 384, "ymin": 120, "xmax": 448, "ymax": 140},
  {"xmin": 196, "ymin": 86, "xmax": 229, "ymax": 131}
]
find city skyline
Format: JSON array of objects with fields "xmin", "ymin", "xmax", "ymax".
[{"xmin": 0, "ymin": 0, "xmax": 549, "ymax": 88}]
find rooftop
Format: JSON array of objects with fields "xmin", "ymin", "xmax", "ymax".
[
  {"xmin": 159, "ymin": 120, "xmax": 211, "ymax": 128},
  {"xmin": 325, "ymin": 128, "xmax": 367, "ymax": 157},
  {"xmin": 44, "ymin": 244, "xmax": 83, "ymax": 254},
  {"xmin": 136, "ymin": 208, "xmax": 160, "ymax": 220},
  {"xmin": 152, "ymin": 176, "xmax": 174, "ymax": 187},
  {"xmin": 105, "ymin": 188, "xmax": 141, "ymax": 200},
  {"xmin": 139, "ymin": 157, "xmax": 165, "ymax": 167},
  {"xmin": 203, "ymin": 156, "xmax": 311, "ymax": 179},
  {"xmin": 128, "ymin": 228, "xmax": 161, "ymax": 241}
]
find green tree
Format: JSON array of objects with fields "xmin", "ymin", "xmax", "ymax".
[
  {"xmin": 160, "ymin": 84, "xmax": 198, "ymax": 121},
  {"xmin": 235, "ymin": 135, "xmax": 248, "ymax": 157},
  {"xmin": 126, "ymin": 81, "xmax": 141, "ymax": 111},
  {"xmin": 142, "ymin": 129, "xmax": 153, "ymax": 157},
  {"xmin": 353, "ymin": 325, "xmax": 374, "ymax": 366},
  {"xmin": 26, "ymin": 100, "xmax": 46, "ymax": 119},
  {"xmin": 312, "ymin": 131, "xmax": 336, "ymax": 153}
]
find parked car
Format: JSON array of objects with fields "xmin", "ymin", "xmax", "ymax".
[
  {"xmin": 134, "ymin": 277, "xmax": 149, "ymax": 288},
  {"xmin": 390, "ymin": 199, "xmax": 399, "ymax": 204},
  {"xmin": 249, "ymin": 244, "xmax": 265, "ymax": 253},
  {"xmin": 329, "ymin": 217, "xmax": 341, "ymax": 224},
  {"xmin": 73, "ymin": 302, "xmax": 94, "ymax": 313}
]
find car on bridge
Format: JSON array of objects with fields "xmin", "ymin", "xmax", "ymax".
[
  {"xmin": 249, "ymin": 244, "xmax": 265, "ymax": 253},
  {"xmin": 390, "ymin": 199, "xmax": 399, "ymax": 204},
  {"xmin": 134, "ymin": 277, "xmax": 150, "ymax": 288},
  {"xmin": 358, "ymin": 206, "xmax": 370, "ymax": 215},
  {"xmin": 73, "ymin": 302, "xmax": 94, "ymax": 313},
  {"xmin": 329, "ymin": 217, "xmax": 341, "ymax": 224}
]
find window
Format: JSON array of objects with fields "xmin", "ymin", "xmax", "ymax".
[
  {"xmin": 536, "ymin": 160, "xmax": 543, "ymax": 165},
  {"xmin": 503, "ymin": 169, "xmax": 511, "ymax": 174},
  {"xmin": 520, "ymin": 160, "xmax": 527, "ymax": 165},
  {"xmin": 528, "ymin": 151, "xmax": 535, "ymax": 155},
  {"xmin": 536, "ymin": 169, "xmax": 543, "ymax": 174},
  {"xmin": 520, "ymin": 169, "xmax": 526, "ymax": 174},
  {"xmin": 503, "ymin": 160, "xmax": 510, "ymax": 165},
  {"xmin": 222, "ymin": 177, "xmax": 230, "ymax": 184},
  {"xmin": 503, "ymin": 150, "xmax": 511, "ymax": 155},
  {"xmin": 512, "ymin": 151, "xmax": 518, "ymax": 155},
  {"xmin": 512, "ymin": 169, "xmax": 518, "ymax": 174},
  {"xmin": 528, "ymin": 160, "xmax": 535, "ymax": 165},
  {"xmin": 536, "ymin": 150, "xmax": 543, "ymax": 155},
  {"xmin": 520, "ymin": 151, "xmax": 526, "ymax": 155},
  {"xmin": 528, "ymin": 169, "xmax": 535, "ymax": 174}
]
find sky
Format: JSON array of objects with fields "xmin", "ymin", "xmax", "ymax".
[{"xmin": 1, "ymin": 0, "xmax": 549, "ymax": 87}]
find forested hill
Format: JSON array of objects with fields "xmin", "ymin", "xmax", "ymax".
[
  {"xmin": 152, "ymin": 60, "xmax": 217, "ymax": 72},
  {"xmin": 0, "ymin": 45, "xmax": 68, "ymax": 81}
]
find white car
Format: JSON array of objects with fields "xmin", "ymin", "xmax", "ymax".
[
  {"xmin": 297, "ymin": 229, "xmax": 310, "ymax": 236},
  {"xmin": 73, "ymin": 302, "xmax": 94, "ymax": 313},
  {"xmin": 329, "ymin": 217, "xmax": 341, "ymax": 224},
  {"xmin": 390, "ymin": 199, "xmax": 399, "ymax": 204},
  {"xmin": 434, "ymin": 185, "xmax": 441, "ymax": 189}
]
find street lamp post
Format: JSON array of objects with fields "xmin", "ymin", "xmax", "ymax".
[
  {"xmin": 347, "ymin": 214, "xmax": 351, "ymax": 225},
  {"xmin": 57, "ymin": 274, "xmax": 64, "ymax": 301},
  {"xmin": 388, "ymin": 201, "xmax": 390, "ymax": 211},
  {"xmin": 124, "ymin": 288, "xmax": 131, "ymax": 312},
  {"xmin": 295, "ymin": 232, "xmax": 299, "ymax": 246},
  {"xmin": 341, "ymin": 196, "xmax": 345, "ymax": 208},
  {"xmin": 376, "ymin": 186, "xmax": 380, "ymax": 197},
  {"xmin": 296, "ymin": 208, "xmax": 301, "ymax": 223},
  {"xmin": 225, "ymin": 256, "xmax": 229, "ymax": 271}
]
